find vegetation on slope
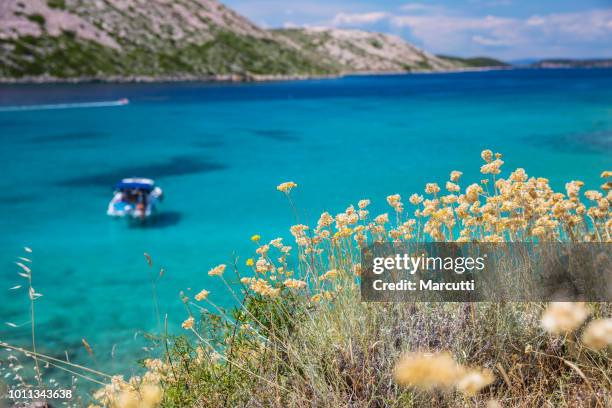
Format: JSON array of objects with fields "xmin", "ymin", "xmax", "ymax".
[
  {"xmin": 0, "ymin": 30, "xmax": 338, "ymax": 79},
  {"xmin": 437, "ymin": 55, "xmax": 510, "ymax": 68}
]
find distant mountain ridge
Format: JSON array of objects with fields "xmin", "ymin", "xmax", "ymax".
[
  {"xmin": 0, "ymin": 0, "xmax": 470, "ymax": 81},
  {"xmin": 530, "ymin": 59, "xmax": 612, "ymax": 69}
]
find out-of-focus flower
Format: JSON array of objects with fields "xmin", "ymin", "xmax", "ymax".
[
  {"xmin": 581, "ymin": 318, "xmax": 612, "ymax": 350},
  {"xmin": 116, "ymin": 390, "xmax": 139, "ymax": 408},
  {"xmin": 541, "ymin": 302, "xmax": 589, "ymax": 334},
  {"xmin": 456, "ymin": 368, "xmax": 495, "ymax": 396},
  {"xmin": 141, "ymin": 384, "xmax": 163, "ymax": 408},
  {"xmin": 394, "ymin": 352, "xmax": 462, "ymax": 391}
]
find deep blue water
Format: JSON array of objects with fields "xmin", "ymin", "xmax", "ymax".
[{"xmin": 0, "ymin": 68, "xmax": 611, "ymax": 390}]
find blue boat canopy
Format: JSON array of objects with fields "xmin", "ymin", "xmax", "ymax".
[{"xmin": 115, "ymin": 178, "xmax": 155, "ymax": 192}]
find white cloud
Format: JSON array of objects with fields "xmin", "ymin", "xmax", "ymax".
[
  {"xmin": 469, "ymin": 0, "xmax": 513, "ymax": 7},
  {"xmin": 390, "ymin": 14, "xmax": 513, "ymax": 32},
  {"xmin": 523, "ymin": 10, "xmax": 612, "ymax": 40},
  {"xmin": 525, "ymin": 16, "xmax": 545, "ymax": 26},
  {"xmin": 389, "ymin": 14, "xmax": 517, "ymax": 52},
  {"xmin": 332, "ymin": 11, "xmax": 389, "ymax": 26},
  {"xmin": 472, "ymin": 35, "xmax": 508, "ymax": 46},
  {"xmin": 389, "ymin": 8, "xmax": 612, "ymax": 57},
  {"xmin": 399, "ymin": 3, "xmax": 445, "ymax": 14}
]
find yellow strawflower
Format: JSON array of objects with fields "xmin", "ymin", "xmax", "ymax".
[
  {"xmin": 208, "ymin": 264, "xmax": 226, "ymax": 277},
  {"xmin": 181, "ymin": 317, "xmax": 194, "ymax": 330},
  {"xmin": 194, "ymin": 289, "xmax": 209, "ymax": 301},
  {"xmin": 277, "ymin": 181, "xmax": 297, "ymax": 193}
]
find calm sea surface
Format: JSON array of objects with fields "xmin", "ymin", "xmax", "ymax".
[{"xmin": 0, "ymin": 68, "xmax": 611, "ymax": 390}]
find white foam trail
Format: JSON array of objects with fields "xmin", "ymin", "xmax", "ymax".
[{"xmin": 0, "ymin": 98, "xmax": 129, "ymax": 112}]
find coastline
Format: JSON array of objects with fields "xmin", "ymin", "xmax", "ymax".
[
  {"xmin": 2, "ymin": 64, "xmax": 609, "ymax": 86},
  {"xmin": 0, "ymin": 72, "xmax": 343, "ymax": 85},
  {"xmin": 0, "ymin": 66, "xmax": 513, "ymax": 85}
]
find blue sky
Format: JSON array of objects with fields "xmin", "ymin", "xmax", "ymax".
[{"xmin": 224, "ymin": 0, "xmax": 612, "ymax": 60}]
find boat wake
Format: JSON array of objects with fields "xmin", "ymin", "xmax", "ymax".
[{"xmin": 0, "ymin": 98, "xmax": 129, "ymax": 112}]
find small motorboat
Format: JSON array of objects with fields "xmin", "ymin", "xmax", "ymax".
[{"xmin": 107, "ymin": 178, "xmax": 163, "ymax": 220}]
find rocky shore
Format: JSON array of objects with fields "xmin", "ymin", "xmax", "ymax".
[
  {"xmin": 0, "ymin": 72, "xmax": 347, "ymax": 84},
  {"xmin": 0, "ymin": 67, "xmax": 517, "ymax": 85}
]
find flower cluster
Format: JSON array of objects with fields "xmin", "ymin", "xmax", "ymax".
[
  {"xmin": 228, "ymin": 150, "xmax": 610, "ymax": 311},
  {"xmin": 393, "ymin": 352, "xmax": 494, "ymax": 396},
  {"xmin": 90, "ymin": 362, "xmax": 166, "ymax": 408},
  {"xmin": 282, "ymin": 150, "xmax": 610, "ymax": 256},
  {"xmin": 540, "ymin": 302, "xmax": 589, "ymax": 334},
  {"xmin": 207, "ymin": 264, "xmax": 226, "ymax": 277},
  {"xmin": 541, "ymin": 302, "xmax": 612, "ymax": 350},
  {"xmin": 277, "ymin": 181, "xmax": 297, "ymax": 194},
  {"xmin": 194, "ymin": 289, "xmax": 209, "ymax": 301}
]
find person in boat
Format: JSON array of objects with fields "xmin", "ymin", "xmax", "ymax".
[
  {"xmin": 107, "ymin": 178, "xmax": 163, "ymax": 220},
  {"xmin": 136, "ymin": 190, "xmax": 148, "ymax": 220}
]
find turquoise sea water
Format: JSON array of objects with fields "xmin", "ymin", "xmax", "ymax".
[{"xmin": 0, "ymin": 68, "xmax": 611, "ymax": 391}]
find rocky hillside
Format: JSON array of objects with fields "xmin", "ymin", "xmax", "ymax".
[
  {"xmin": 0, "ymin": 0, "xmax": 464, "ymax": 81},
  {"xmin": 276, "ymin": 28, "xmax": 458, "ymax": 72}
]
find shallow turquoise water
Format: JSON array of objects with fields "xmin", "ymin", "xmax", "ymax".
[{"xmin": 0, "ymin": 69, "xmax": 611, "ymax": 389}]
